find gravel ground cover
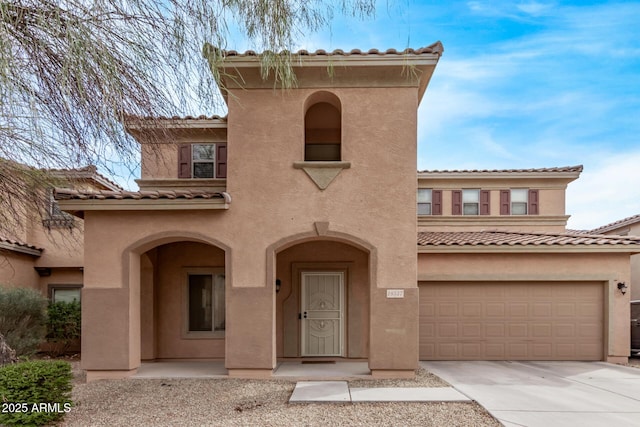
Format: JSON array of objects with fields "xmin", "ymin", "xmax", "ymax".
[{"xmin": 60, "ymin": 362, "xmax": 499, "ymax": 427}]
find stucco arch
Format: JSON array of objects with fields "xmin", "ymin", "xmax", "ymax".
[{"xmin": 266, "ymin": 228, "xmax": 377, "ymax": 289}]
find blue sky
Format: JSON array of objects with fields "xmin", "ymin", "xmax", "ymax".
[
  {"xmin": 292, "ymin": 0, "xmax": 639, "ymax": 230},
  {"xmin": 116, "ymin": 1, "xmax": 638, "ymax": 231}
]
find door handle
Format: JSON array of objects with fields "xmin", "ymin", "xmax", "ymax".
[{"xmin": 304, "ymin": 311, "xmax": 308, "ymax": 319}]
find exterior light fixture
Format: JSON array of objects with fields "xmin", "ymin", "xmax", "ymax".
[
  {"xmin": 275, "ymin": 279, "xmax": 281, "ymax": 293},
  {"xmin": 617, "ymin": 282, "xmax": 628, "ymax": 295}
]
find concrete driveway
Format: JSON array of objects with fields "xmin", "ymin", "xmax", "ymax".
[{"xmin": 422, "ymin": 361, "xmax": 640, "ymax": 427}]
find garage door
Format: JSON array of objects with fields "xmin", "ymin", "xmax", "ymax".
[{"xmin": 419, "ymin": 282, "xmax": 603, "ymax": 361}]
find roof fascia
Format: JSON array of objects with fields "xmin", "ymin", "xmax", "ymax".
[
  {"xmin": 417, "ymin": 245, "xmax": 640, "ymax": 254},
  {"xmin": 0, "ymin": 241, "xmax": 42, "ymax": 257}
]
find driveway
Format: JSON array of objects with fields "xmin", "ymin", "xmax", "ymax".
[{"xmin": 422, "ymin": 361, "xmax": 640, "ymax": 427}]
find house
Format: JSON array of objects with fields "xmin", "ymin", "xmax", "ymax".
[
  {"xmin": 591, "ymin": 214, "xmax": 640, "ymax": 301},
  {"xmin": 0, "ymin": 165, "xmax": 121, "ymax": 302},
  {"xmin": 54, "ymin": 43, "xmax": 640, "ymax": 382}
]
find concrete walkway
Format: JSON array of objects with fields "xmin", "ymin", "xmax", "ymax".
[
  {"xmin": 422, "ymin": 361, "xmax": 640, "ymax": 427},
  {"xmin": 289, "ymin": 380, "xmax": 471, "ymax": 403}
]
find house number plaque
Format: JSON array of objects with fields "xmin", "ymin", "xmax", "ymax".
[{"xmin": 386, "ymin": 289, "xmax": 404, "ymax": 298}]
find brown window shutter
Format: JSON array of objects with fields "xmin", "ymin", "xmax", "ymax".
[
  {"xmin": 216, "ymin": 144, "xmax": 227, "ymax": 178},
  {"xmin": 452, "ymin": 190, "xmax": 462, "ymax": 215},
  {"xmin": 432, "ymin": 190, "xmax": 442, "ymax": 215},
  {"xmin": 178, "ymin": 144, "xmax": 191, "ymax": 178},
  {"xmin": 500, "ymin": 190, "xmax": 510, "ymax": 215},
  {"xmin": 480, "ymin": 190, "xmax": 490, "ymax": 215},
  {"xmin": 528, "ymin": 189, "xmax": 539, "ymax": 215}
]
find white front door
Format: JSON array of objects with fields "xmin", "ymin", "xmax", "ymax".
[{"xmin": 301, "ymin": 272, "xmax": 344, "ymax": 357}]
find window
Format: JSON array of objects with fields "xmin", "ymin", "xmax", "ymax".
[
  {"xmin": 510, "ymin": 189, "xmax": 528, "ymax": 215},
  {"xmin": 48, "ymin": 285, "xmax": 81, "ymax": 303},
  {"xmin": 500, "ymin": 189, "xmax": 539, "ymax": 215},
  {"xmin": 417, "ymin": 189, "xmax": 442, "ymax": 215},
  {"xmin": 178, "ymin": 143, "xmax": 227, "ymax": 179},
  {"xmin": 417, "ymin": 189, "xmax": 432, "ymax": 215},
  {"xmin": 462, "ymin": 189, "xmax": 480, "ymax": 215},
  {"xmin": 184, "ymin": 271, "xmax": 225, "ymax": 337},
  {"xmin": 304, "ymin": 95, "xmax": 341, "ymax": 161}
]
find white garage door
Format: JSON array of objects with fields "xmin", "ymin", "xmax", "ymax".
[{"xmin": 419, "ymin": 282, "xmax": 603, "ymax": 361}]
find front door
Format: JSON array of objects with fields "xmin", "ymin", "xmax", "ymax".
[{"xmin": 301, "ymin": 272, "xmax": 344, "ymax": 357}]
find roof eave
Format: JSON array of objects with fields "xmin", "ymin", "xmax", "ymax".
[
  {"xmin": 417, "ymin": 245, "xmax": 640, "ymax": 254},
  {"xmin": 0, "ymin": 241, "xmax": 43, "ymax": 257}
]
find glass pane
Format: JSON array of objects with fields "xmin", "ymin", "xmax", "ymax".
[
  {"xmin": 213, "ymin": 274, "xmax": 225, "ymax": 331},
  {"xmin": 512, "ymin": 202, "xmax": 527, "ymax": 215},
  {"xmin": 304, "ymin": 144, "xmax": 341, "ymax": 161},
  {"xmin": 192, "ymin": 144, "xmax": 215, "ymax": 160},
  {"xmin": 189, "ymin": 275, "xmax": 212, "ymax": 332},
  {"xmin": 193, "ymin": 162, "xmax": 214, "ymax": 178},
  {"xmin": 417, "ymin": 189, "xmax": 432, "ymax": 203},
  {"xmin": 463, "ymin": 203, "xmax": 479, "ymax": 215},
  {"xmin": 53, "ymin": 289, "xmax": 80, "ymax": 303},
  {"xmin": 462, "ymin": 189, "xmax": 479, "ymax": 203},
  {"xmin": 418, "ymin": 203, "xmax": 432, "ymax": 215},
  {"xmin": 511, "ymin": 189, "xmax": 528, "ymax": 203}
]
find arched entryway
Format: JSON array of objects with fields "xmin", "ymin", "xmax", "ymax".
[
  {"xmin": 135, "ymin": 237, "xmax": 227, "ymax": 362},
  {"xmin": 275, "ymin": 238, "xmax": 370, "ymax": 360}
]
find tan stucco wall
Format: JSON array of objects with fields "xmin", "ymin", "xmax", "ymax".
[
  {"xmin": 0, "ymin": 251, "xmax": 40, "ymax": 289},
  {"xmin": 152, "ymin": 241, "xmax": 225, "ymax": 359},
  {"xmin": 418, "ymin": 251, "xmax": 632, "ymax": 360},
  {"xmin": 417, "ymin": 177, "xmax": 572, "ymax": 232},
  {"xmin": 81, "ymin": 84, "xmax": 420, "ymax": 375}
]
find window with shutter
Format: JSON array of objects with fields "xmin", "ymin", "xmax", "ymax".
[{"xmin": 178, "ymin": 143, "xmax": 227, "ymax": 179}]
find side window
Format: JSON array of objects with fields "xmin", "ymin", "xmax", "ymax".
[
  {"xmin": 304, "ymin": 96, "xmax": 341, "ymax": 161},
  {"xmin": 185, "ymin": 272, "xmax": 225, "ymax": 336},
  {"xmin": 49, "ymin": 285, "xmax": 82, "ymax": 303},
  {"xmin": 178, "ymin": 143, "xmax": 227, "ymax": 179}
]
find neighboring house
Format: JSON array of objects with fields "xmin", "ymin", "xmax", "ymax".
[
  {"xmin": 0, "ymin": 165, "xmax": 122, "ymax": 302},
  {"xmin": 591, "ymin": 214, "xmax": 640, "ymax": 301},
  {"xmin": 54, "ymin": 43, "xmax": 640, "ymax": 382}
]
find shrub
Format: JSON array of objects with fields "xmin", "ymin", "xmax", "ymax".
[
  {"xmin": 0, "ymin": 360, "xmax": 73, "ymax": 426},
  {"xmin": 0, "ymin": 287, "xmax": 48, "ymax": 356},
  {"xmin": 46, "ymin": 300, "xmax": 81, "ymax": 356}
]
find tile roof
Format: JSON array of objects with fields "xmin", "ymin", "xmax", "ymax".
[
  {"xmin": 124, "ymin": 114, "xmax": 227, "ymax": 122},
  {"xmin": 0, "ymin": 236, "xmax": 43, "ymax": 255},
  {"xmin": 223, "ymin": 42, "xmax": 444, "ymax": 58},
  {"xmin": 47, "ymin": 165, "xmax": 123, "ymax": 191},
  {"xmin": 417, "ymin": 230, "xmax": 640, "ymax": 248},
  {"xmin": 590, "ymin": 214, "xmax": 640, "ymax": 234},
  {"xmin": 54, "ymin": 188, "xmax": 229, "ymax": 202},
  {"xmin": 418, "ymin": 165, "xmax": 583, "ymax": 174}
]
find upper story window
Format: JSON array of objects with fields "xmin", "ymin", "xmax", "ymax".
[
  {"xmin": 500, "ymin": 189, "xmax": 539, "ymax": 215},
  {"xmin": 304, "ymin": 93, "xmax": 341, "ymax": 161},
  {"xmin": 417, "ymin": 189, "xmax": 442, "ymax": 215},
  {"xmin": 462, "ymin": 189, "xmax": 479, "ymax": 215},
  {"xmin": 452, "ymin": 189, "xmax": 490, "ymax": 215},
  {"xmin": 510, "ymin": 189, "xmax": 528, "ymax": 215},
  {"xmin": 178, "ymin": 143, "xmax": 227, "ymax": 179},
  {"xmin": 417, "ymin": 189, "xmax": 432, "ymax": 215}
]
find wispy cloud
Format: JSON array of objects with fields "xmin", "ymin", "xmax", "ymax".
[{"xmin": 566, "ymin": 150, "xmax": 640, "ymax": 230}]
